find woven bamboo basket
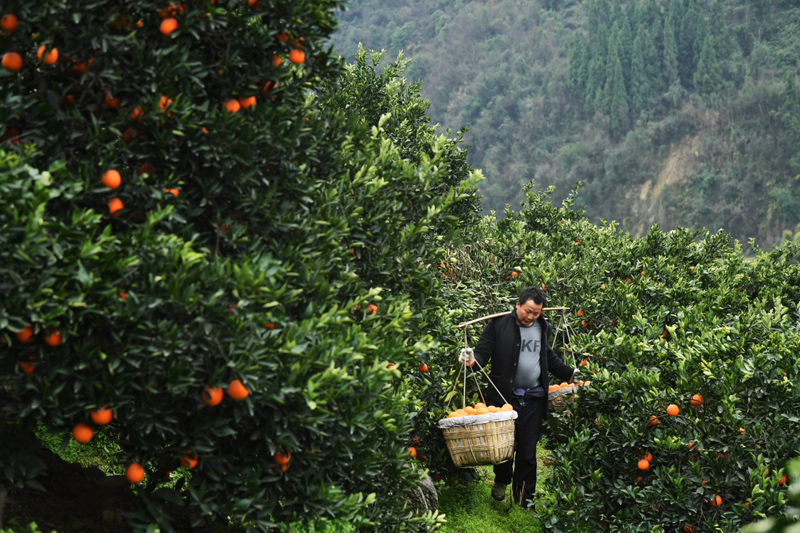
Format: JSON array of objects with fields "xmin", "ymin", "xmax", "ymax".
[{"xmin": 438, "ymin": 411, "xmax": 517, "ymax": 468}]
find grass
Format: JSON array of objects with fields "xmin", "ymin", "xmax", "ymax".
[
  {"xmin": 437, "ymin": 440, "xmax": 555, "ymax": 533},
  {"xmin": 34, "ymin": 422, "xmax": 124, "ymax": 475}
]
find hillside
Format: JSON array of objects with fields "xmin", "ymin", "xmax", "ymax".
[{"xmin": 330, "ymin": 0, "xmax": 800, "ymax": 249}]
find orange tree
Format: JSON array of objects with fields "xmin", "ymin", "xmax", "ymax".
[
  {"xmin": 448, "ymin": 184, "xmax": 800, "ymax": 531},
  {"xmin": 0, "ymin": 1, "xmax": 480, "ymax": 530}
]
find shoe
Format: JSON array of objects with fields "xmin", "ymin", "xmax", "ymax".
[{"xmin": 491, "ymin": 483, "xmax": 507, "ymax": 501}]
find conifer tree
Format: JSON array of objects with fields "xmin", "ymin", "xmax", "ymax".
[
  {"xmin": 694, "ymin": 33, "xmax": 724, "ymax": 103},
  {"xmin": 662, "ymin": 10, "xmax": 681, "ymax": 90},
  {"xmin": 567, "ymin": 33, "xmax": 588, "ymax": 96},
  {"xmin": 586, "ymin": 23, "xmax": 610, "ymax": 114},
  {"xmin": 619, "ymin": 8, "xmax": 635, "ymax": 93},
  {"xmin": 630, "ymin": 25, "xmax": 651, "ymax": 118},
  {"xmin": 606, "ymin": 50, "xmax": 631, "ymax": 138},
  {"xmin": 678, "ymin": 0, "xmax": 701, "ymax": 88}
]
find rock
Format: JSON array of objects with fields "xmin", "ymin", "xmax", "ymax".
[{"xmin": 406, "ymin": 476, "xmax": 438, "ymax": 516}]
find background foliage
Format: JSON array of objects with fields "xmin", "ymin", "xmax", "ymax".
[{"xmin": 331, "ymin": 0, "xmax": 800, "ymax": 250}]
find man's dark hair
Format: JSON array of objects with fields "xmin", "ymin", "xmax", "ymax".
[{"xmin": 518, "ymin": 286, "xmax": 547, "ymax": 307}]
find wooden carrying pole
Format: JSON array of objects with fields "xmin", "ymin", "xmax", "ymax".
[{"xmin": 456, "ymin": 307, "xmax": 569, "ymax": 328}]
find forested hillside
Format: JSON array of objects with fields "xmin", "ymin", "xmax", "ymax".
[{"xmin": 331, "ymin": 0, "xmax": 800, "ymax": 249}]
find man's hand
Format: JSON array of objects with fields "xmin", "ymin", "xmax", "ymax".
[{"xmin": 459, "ymin": 348, "xmax": 475, "ymax": 367}]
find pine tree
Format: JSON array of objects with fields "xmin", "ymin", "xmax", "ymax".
[
  {"xmin": 662, "ymin": 9, "xmax": 680, "ymax": 90},
  {"xmin": 619, "ymin": 7, "xmax": 634, "ymax": 94},
  {"xmin": 630, "ymin": 25, "xmax": 651, "ymax": 118},
  {"xmin": 586, "ymin": 23, "xmax": 610, "ymax": 113},
  {"xmin": 678, "ymin": 0, "xmax": 701, "ymax": 88},
  {"xmin": 694, "ymin": 33, "xmax": 724, "ymax": 103},
  {"xmin": 606, "ymin": 47, "xmax": 630, "ymax": 138},
  {"xmin": 567, "ymin": 33, "xmax": 589, "ymax": 97}
]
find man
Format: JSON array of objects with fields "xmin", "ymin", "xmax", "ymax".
[{"xmin": 459, "ymin": 286, "xmax": 577, "ymax": 509}]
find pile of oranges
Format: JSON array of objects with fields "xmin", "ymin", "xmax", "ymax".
[
  {"xmin": 447, "ymin": 402, "xmax": 513, "ymax": 417},
  {"xmin": 548, "ymin": 380, "xmax": 589, "ymax": 393}
]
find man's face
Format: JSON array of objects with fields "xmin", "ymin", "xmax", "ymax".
[{"xmin": 515, "ymin": 298, "xmax": 543, "ymax": 327}]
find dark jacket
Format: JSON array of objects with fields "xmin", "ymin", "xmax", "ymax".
[{"xmin": 472, "ymin": 310, "xmax": 574, "ymax": 419}]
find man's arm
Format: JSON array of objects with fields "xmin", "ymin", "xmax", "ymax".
[{"xmin": 471, "ymin": 319, "xmax": 497, "ymax": 368}]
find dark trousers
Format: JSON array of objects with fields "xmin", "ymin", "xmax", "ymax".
[{"xmin": 493, "ymin": 394, "xmax": 546, "ymax": 507}]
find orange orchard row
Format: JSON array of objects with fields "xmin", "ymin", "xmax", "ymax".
[
  {"xmin": 1, "ymin": 6, "xmax": 305, "ymax": 74},
  {"xmin": 69, "ymin": 380, "xmax": 258, "ymax": 484},
  {"xmin": 629, "ymin": 394, "xmax": 763, "ymax": 513}
]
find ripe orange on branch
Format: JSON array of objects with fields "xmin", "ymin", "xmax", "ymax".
[
  {"xmin": 37, "ymin": 45, "xmax": 58, "ymax": 65},
  {"xmin": 160, "ymin": 17, "xmax": 178, "ymax": 37},
  {"xmin": 228, "ymin": 379, "xmax": 249, "ymax": 400},
  {"xmin": 2, "ymin": 52, "xmax": 22, "ymax": 72},
  {"xmin": 126, "ymin": 463, "xmax": 145, "ymax": 483},
  {"xmin": 108, "ymin": 198, "xmax": 124, "ymax": 217},
  {"xmin": 637, "ymin": 459, "xmax": 650, "ymax": 470},
  {"xmin": 1, "ymin": 14, "xmax": 18, "ymax": 34},
  {"xmin": 667, "ymin": 404, "xmax": 679, "ymax": 416},
  {"xmin": 202, "ymin": 386, "xmax": 223, "ymax": 406},
  {"xmin": 709, "ymin": 495, "xmax": 722, "ymax": 507},
  {"xmin": 90, "ymin": 405, "xmax": 113, "ymax": 425},
  {"xmin": 181, "ymin": 450, "xmax": 198, "ymax": 469},
  {"xmin": 101, "ymin": 169, "xmax": 121, "ymax": 189},
  {"xmin": 691, "ymin": 394, "xmax": 704, "ymax": 406},
  {"xmin": 44, "ymin": 329, "xmax": 62, "ymax": 346},
  {"xmin": 16, "ymin": 325, "xmax": 34, "ymax": 343},
  {"xmin": 73, "ymin": 423, "xmax": 93, "ymax": 443}
]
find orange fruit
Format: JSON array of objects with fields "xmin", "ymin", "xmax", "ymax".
[
  {"xmin": 637, "ymin": 459, "xmax": 649, "ymax": 470},
  {"xmin": 288, "ymin": 49, "xmax": 305, "ymax": 65},
  {"xmin": 104, "ymin": 92, "xmax": 120, "ymax": 109},
  {"xmin": 36, "ymin": 45, "xmax": 58, "ymax": 65},
  {"xmin": 408, "ymin": 446, "xmax": 417, "ymax": 457},
  {"xmin": 464, "ymin": 406, "xmax": 476, "ymax": 415},
  {"xmin": 126, "ymin": 463, "xmax": 145, "ymax": 483},
  {"xmin": 90, "ymin": 405, "xmax": 113, "ymax": 425},
  {"xmin": 387, "ymin": 362, "xmax": 395, "ymax": 370},
  {"xmin": 273, "ymin": 451, "xmax": 291, "ymax": 465},
  {"xmin": 739, "ymin": 427, "xmax": 745, "ymax": 435},
  {"xmin": 366, "ymin": 304, "xmax": 377, "ymax": 314},
  {"xmin": 501, "ymin": 403, "xmax": 513, "ymax": 411},
  {"xmin": 122, "ymin": 127, "xmax": 137, "ymax": 143},
  {"xmin": 138, "ymin": 162, "xmax": 156, "ymax": 176},
  {"xmin": 73, "ymin": 423, "xmax": 93, "ymax": 443},
  {"xmin": 228, "ymin": 379, "xmax": 249, "ymax": 400},
  {"xmin": 102, "ymin": 169, "xmax": 121, "ymax": 189},
  {"xmin": 130, "ymin": 106, "xmax": 144, "ymax": 121},
  {"xmin": 181, "ymin": 450, "xmax": 198, "ymax": 469},
  {"xmin": 419, "ymin": 363, "xmax": 428, "ymax": 373},
  {"xmin": 224, "ymin": 99, "xmax": 241, "ymax": 113},
  {"xmin": 108, "ymin": 198, "xmax": 124, "ymax": 216},
  {"xmin": 160, "ymin": 17, "xmax": 178, "ymax": 36},
  {"xmin": 649, "ymin": 415, "xmax": 659, "ymax": 425},
  {"xmin": 270, "ymin": 54, "xmax": 282, "ymax": 67},
  {"xmin": 548, "ymin": 385, "xmax": 557, "ymax": 392},
  {"xmin": 62, "ymin": 94, "xmax": 75, "ymax": 106},
  {"xmin": 779, "ymin": 475, "xmax": 787, "ymax": 485},
  {"xmin": 576, "ymin": 310, "xmax": 583, "ymax": 317},
  {"xmin": 475, "ymin": 406, "xmax": 489, "ymax": 415},
  {"xmin": 709, "ymin": 495, "xmax": 722, "ymax": 507},
  {"xmin": 667, "ymin": 404, "xmax": 679, "ymax": 416},
  {"xmin": 683, "ymin": 525, "xmax": 694, "ymax": 532},
  {"xmin": 44, "ymin": 329, "xmax": 62, "ymax": 347},
  {"xmin": 488, "ymin": 405, "xmax": 499, "ymax": 413},
  {"xmin": 238, "ymin": 96, "xmax": 256, "ymax": 109},
  {"xmin": 2, "ymin": 52, "xmax": 22, "ymax": 72},
  {"xmin": 691, "ymin": 394, "xmax": 703, "ymax": 406},
  {"xmin": 580, "ymin": 358, "xmax": 587, "ymax": 367},
  {"xmin": 19, "ymin": 362, "xmax": 34, "ymax": 374},
  {"xmin": 163, "ymin": 188, "xmax": 180, "ymax": 196},
  {"xmin": 159, "ymin": 95, "xmax": 172, "ymax": 110},
  {"xmin": 276, "ymin": 31, "xmax": 289, "ymax": 42},
  {"xmin": 202, "ymin": 386, "xmax": 223, "ymax": 406},
  {"xmin": 264, "ymin": 322, "xmax": 275, "ymax": 329},
  {"xmin": 16, "ymin": 325, "xmax": 34, "ymax": 343},
  {"xmin": 70, "ymin": 59, "xmax": 92, "ymax": 75},
  {"xmin": 642, "ymin": 452, "xmax": 653, "ymax": 462},
  {"xmin": 1, "ymin": 14, "xmax": 18, "ymax": 34}
]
